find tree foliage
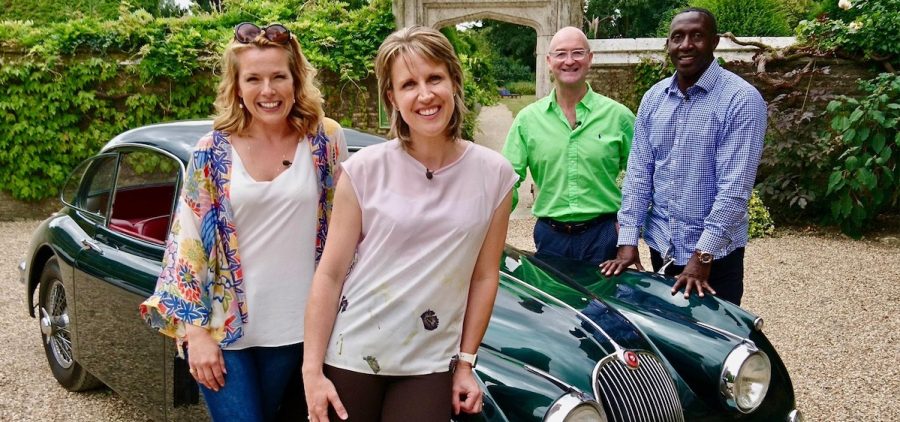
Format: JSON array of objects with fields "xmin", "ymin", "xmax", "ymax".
[
  {"xmin": 584, "ymin": 0, "xmax": 682, "ymax": 38},
  {"xmin": 652, "ymin": 0, "xmax": 793, "ymax": 36},
  {"xmin": 478, "ymin": 21, "xmax": 536, "ymax": 72}
]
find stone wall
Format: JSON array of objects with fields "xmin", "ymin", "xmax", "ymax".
[
  {"xmin": 0, "ymin": 191, "xmax": 61, "ymax": 220},
  {"xmin": 319, "ymin": 72, "xmax": 389, "ymax": 136},
  {"xmin": 588, "ymin": 57, "xmax": 879, "ymax": 112}
]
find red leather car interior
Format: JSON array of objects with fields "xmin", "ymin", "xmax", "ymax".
[{"xmin": 108, "ymin": 184, "xmax": 176, "ymax": 243}]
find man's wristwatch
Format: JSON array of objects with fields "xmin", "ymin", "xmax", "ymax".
[{"xmin": 696, "ymin": 250, "xmax": 713, "ymax": 264}]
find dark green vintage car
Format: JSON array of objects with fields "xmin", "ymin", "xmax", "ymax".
[{"xmin": 19, "ymin": 121, "xmax": 802, "ymax": 421}]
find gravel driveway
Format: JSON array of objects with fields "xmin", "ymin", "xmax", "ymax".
[{"xmin": 2, "ymin": 218, "xmax": 899, "ymax": 421}]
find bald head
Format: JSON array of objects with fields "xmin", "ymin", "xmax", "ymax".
[
  {"xmin": 547, "ymin": 26, "xmax": 592, "ymax": 89},
  {"xmin": 549, "ymin": 26, "xmax": 590, "ymax": 51}
]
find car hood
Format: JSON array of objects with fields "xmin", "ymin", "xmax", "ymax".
[
  {"xmin": 485, "ymin": 248, "xmax": 661, "ymax": 396},
  {"xmin": 488, "ymin": 247, "xmax": 795, "ymax": 421}
]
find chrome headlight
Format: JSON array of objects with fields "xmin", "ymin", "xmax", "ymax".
[
  {"xmin": 543, "ymin": 391, "xmax": 607, "ymax": 422},
  {"xmin": 720, "ymin": 342, "xmax": 772, "ymax": 413}
]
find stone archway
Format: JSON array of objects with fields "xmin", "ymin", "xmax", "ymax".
[{"xmin": 393, "ymin": 0, "xmax": 583, "ymax": 98}]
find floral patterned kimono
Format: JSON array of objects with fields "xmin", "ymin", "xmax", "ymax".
[{"xmin": 139, "ymin": 120, "xmax": 346, "ymax": 353}]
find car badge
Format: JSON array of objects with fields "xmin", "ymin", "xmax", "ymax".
[{"xmin": 622, "ymin": 351, "xmax": 640, "ymax": 369}]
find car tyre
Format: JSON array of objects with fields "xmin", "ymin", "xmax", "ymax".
[{"xmin": 38, "ymin": 256, "xmax": 102, "ymax": 391}]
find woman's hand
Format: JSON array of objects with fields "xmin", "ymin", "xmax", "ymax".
[
  {"xmin": 303, "ymin": 372, "xmax": 348, "ymax": 421},
  {"xmin": 185, "ymin": 324, "xmax": 226, "ymax": 391},
  {"xmin": 452, "ymin": 364, "xmax": 483, "ymax": 415}
]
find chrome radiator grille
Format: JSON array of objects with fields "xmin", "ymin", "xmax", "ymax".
[{"xmin": 593, "ymin": 351, "xmax": 685, "ymax": 422}]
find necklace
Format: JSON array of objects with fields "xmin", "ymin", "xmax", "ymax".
[
  {"xmin": 411, "ymin": 139, "xmax": 463, "ymax": 181},
  {"xmin": 234, "ymin": 135, "xmax": 297, "ymax": 180}
]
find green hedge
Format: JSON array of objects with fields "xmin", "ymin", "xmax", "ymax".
[{"xmin": 0, "ymin": 0, "xmax": 395, "ymax": 201}]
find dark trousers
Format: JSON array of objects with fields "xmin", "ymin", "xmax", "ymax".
[
  {"xmin": 649, "ymin": 247, "xmax": 745, "ymax": 306},
  {"xmin": 533, "ymin": 215, "xmax": 618, "ymax": 265},
  {"xmin": 324, "ymin": 365, "xmax": 452, "ymax": 421}
]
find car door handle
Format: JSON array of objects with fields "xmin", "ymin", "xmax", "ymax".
[{"xmin": 81, "ymin": 238, "xmax": 104, "ymax": 255}]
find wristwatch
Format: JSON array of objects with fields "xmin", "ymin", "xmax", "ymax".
[
  {"xmin": 451, "ymin": 352, "xmax": 478, "ymax": 373},
  {"xmin": 458, "ymin": 352, "xmax": 478, "ymax": 368},
  {"xmin": 696, "ymin": 250, "xmax": 713, "ymax": 264}
]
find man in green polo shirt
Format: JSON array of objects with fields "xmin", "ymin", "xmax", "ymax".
[{"xmin": 502, "ymin": 26, "xmax": 635, "ymax": 265}]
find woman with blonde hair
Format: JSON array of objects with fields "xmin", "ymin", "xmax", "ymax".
[
  {"xmin": 302, "ymin": 25, "xmax": 517, "ymax": 421},
  {"xmin": 140, "ymin": 23, "xmax": 347, "ymax": 421}
]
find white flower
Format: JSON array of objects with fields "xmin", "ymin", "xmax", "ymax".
[
  {"xmin": 838, "ymin": 0, "xmax": 852, "ymax": 10},
  {"xmin": 848, "ymin": 21, "xmax": 862, "ymax": 32}
]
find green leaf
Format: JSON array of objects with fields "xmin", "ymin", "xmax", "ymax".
[
  {"xmin": 856, "ymin": 168, "xmax": 877, "ymax": 191},
  {"xmin": 844, "ymin": 128, "xmax": 856, "ymax": 143},
  {"xmin": 827, "ymin": 171, "xmax": 844, "ymax": 194},
  {"xmin": 856, "ymin": 126, "xmax": 870, "ymax": 142},
  {"xmin": 827, "ymin": 100, "xmax": 843, "ymax": 113},
  {"xmin": 845, "ymin": 156, "xmax": 859, "ymax": 170},
  {"xmin": 871, "ymin": 132, "xmax": 886, "ymax": 154},
  {"xmin": 848, "ymin": 108, "xmax": 864, "ymax": 124}
]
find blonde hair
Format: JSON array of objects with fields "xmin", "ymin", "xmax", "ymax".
[
  {"xmin": 374, "ymin": 25, "xmax": 467, "ymax": 147},
  {"xmin": 213, "ymin": 34, "xmax": 324, "ymax": 136}
]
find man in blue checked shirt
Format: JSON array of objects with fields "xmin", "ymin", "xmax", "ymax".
[{"xmin": 600, "ymin": 8, "xmax": 767, "ymax": 305}]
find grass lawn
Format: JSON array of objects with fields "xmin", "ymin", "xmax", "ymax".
[{"xmin": 499, "ymin": 95, "xmax": 537, "ymax": 117}]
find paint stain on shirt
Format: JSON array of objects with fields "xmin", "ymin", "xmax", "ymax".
[
  {"xmin": 420, "ymin": 309, "xmax": 439, "ymax": 331},
  {"xmin": 363, "ymin": 355, "xmax": 381, "ymax": 374}
]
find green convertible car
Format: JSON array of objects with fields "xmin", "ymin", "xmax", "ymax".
[{"xmin": 19, "ymin": 120, "xmax": 802, "ymax": 421}]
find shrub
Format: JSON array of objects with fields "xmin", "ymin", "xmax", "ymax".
[
  {"xmin": 494, "ymin": 56, "xmax": 533, "ymax": 86},
  {"xmin": 507, "ymin": 81, "xmax": 536, "ymax": 96},
  {"xmin": 757, "ymin": 76, "xmax": 840, "ymax": 222},
  {"xmin": 656, "ymin": 0, "xmax": 793, "ymax": 36},
  {"xmin": 748, "ymin": 190, "xmax": 776, "ymax": 238},
  {"xmin": 796, "ymin": 0, "xmax": 900, "ymax": 65},
  {"xmin": 823, "ymin": 73, "xmax": 899, "ymax": 237}
]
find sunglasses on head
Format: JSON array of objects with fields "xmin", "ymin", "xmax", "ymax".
[{"xmin": 233, "ymin": 22, "xmax": 292, "ymax": 44}]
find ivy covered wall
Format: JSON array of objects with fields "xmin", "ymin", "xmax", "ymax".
[{"xmin": 0, "ymin": 0, "xmax": 395, "ymax": 208}]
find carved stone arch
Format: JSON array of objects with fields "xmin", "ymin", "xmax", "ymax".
[
  {"xmin": 393, "ymin": 0, "xmax": 583, "ymax": 97},
  {"xmin": 432, "ymin": 12, "xmax": 543, "ymax": 35}
]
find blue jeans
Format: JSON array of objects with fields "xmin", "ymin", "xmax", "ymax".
[
  {"xmin": 188, "ymin": 342, "xmax": 303, "ymax": 422},
  {"xmin": 534, "ymin": 216, "xmax": 618, "ymax": 265}
]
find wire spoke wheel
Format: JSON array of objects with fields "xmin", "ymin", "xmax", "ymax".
[
  {"xmin": 40, "ymin": 279, "xmax": 73, "ymax": 369},
  {"xmin": 38, "ymin": 256, "xmax": 102, "ymax": 391}
]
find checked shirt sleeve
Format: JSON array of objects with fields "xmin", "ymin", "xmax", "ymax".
[
  {"xmin": 617, "ymin": 95, "xmax": 656, "ymax": 247},
  {"xmin": 695, "ymin": 90, "xmax": 767, "ymax": 254}
]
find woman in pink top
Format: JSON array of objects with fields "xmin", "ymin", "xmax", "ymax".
[{"xmin": 302, "ymin": 26, "xmax": 517, "ymax": 421}]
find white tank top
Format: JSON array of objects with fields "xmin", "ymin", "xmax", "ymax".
[
  {"xmin": 226, "ymin": 140, "xmax": 317, "ymax": 349},
  {"xmin": 324, "ymin": 140, "xmax": 518, "ymax": 375}
]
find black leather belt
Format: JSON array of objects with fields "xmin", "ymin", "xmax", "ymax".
[{"xmin": 538, "ymin": 213, "xmax": 615, "ymax": 235}]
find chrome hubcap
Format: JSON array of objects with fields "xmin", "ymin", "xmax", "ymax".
[{"xmin": 41, "ymin": 280, "xmax": 73, "ymax": 369}]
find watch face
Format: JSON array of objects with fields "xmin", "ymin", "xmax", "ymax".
[{"xmin": 699, "ymin": 252, "xmax": 713, "ymax": 263}]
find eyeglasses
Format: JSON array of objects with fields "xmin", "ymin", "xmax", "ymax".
[
  {"xmin": 550, "ymin": 49, "xmax": 588, "ymax": 61},
  {"xmin": 233, "ymin": 22, "xmax": 292, "ymax": 44}
]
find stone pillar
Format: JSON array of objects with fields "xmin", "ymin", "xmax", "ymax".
[
  {"xmin": 535, "ymin": 34, "xmax": 552, "ymax": 98},
  {"xmin": 391, "ymin": 0, "xmax": 583, "ymax": 100}
]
